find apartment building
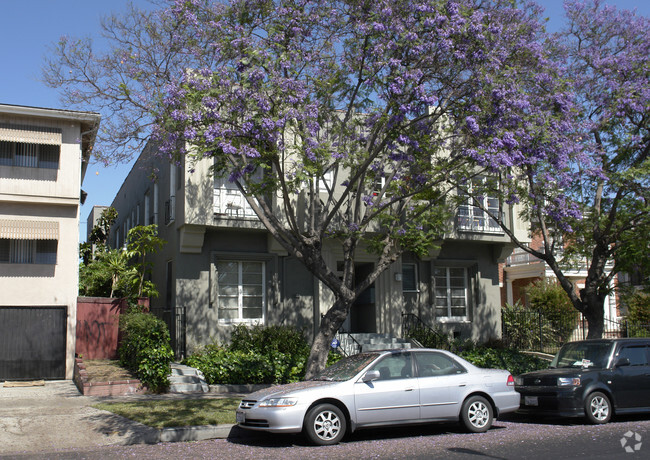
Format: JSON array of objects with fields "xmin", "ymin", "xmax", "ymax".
[
  {"xmin": 0, "ymin": 104, "xmax": 100, "ymax": 380},
  {"xmin": 110, "ymin": 143, "xmax": 528, "ymax": 357}
]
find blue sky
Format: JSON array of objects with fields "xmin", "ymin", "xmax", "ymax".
[{"xmin": 0, "ymin": 0, "xmax": 647, "ymax": 241}]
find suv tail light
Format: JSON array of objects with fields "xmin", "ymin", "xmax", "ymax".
[{"xmin": 507, "ymin": 374, "xmax": 515, "ymax": 386}]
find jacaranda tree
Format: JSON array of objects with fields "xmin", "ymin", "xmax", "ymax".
[
  {"xmin": 461, "ymin": 0, "xmax": 649, "ymax": 338},
  {"xmin": 153, "ymin": 0, "xmax": 579, "ymax": 375}
]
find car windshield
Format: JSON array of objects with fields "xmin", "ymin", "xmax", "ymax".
[
  {"xmin": 310, "ymin": 353, "xmax": 379, "ymax": 382},
  {"xmin": 550, "ymin": 342, "xmax": 613, "ymax": 369}
]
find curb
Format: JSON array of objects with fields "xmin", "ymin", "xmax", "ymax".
[{"xmin": 124, "ymin": 423, "xmax": 253, "ymax": 444}]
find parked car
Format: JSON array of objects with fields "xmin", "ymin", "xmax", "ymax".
[
  {"xmin": 236, "ymin": 348, "xmax": 519, "ymax": 445},
  {"xmin": 515, "ymin": 338, "xmax": 650, "ymax": 424}
]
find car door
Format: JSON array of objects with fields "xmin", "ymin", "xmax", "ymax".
[
  {"xmin": 354, "ymin": 352, "xmax": 420, "ymax": 425},
  {"xmin": 414, "ymin": 351, "xmax": 468, "ymax": 419},
  {"xmin": 610, "ymin": 344, "xmax": 650, "ymax": 409}
]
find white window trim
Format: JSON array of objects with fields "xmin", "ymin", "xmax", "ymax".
[
  {"xmin": 216, "ymin": 259, "xmax": 266, "ymax": 325},
  {"xmin": 457, "ymin": 177, "xmax": 502, "ymax": 234},
  {"xmin": 434, "ymin": 266, "xmax": 469, "ymax": 322}
]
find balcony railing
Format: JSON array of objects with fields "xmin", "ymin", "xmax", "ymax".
[
  {"xmin": 506, "ymin": 247, "xmax": 543, "ymax": 266},
  {"xmin": 213, "ymin": 188, "xmax": 258, "ymax": 218},
  {"xmin": 456, "ymin": 212, "xmax": 503, "ymax": 234}
]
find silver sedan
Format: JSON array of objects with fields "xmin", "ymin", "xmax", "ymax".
[{"xmin": 236, "ymin": 349, "xmax": 519, "ymax": 445}]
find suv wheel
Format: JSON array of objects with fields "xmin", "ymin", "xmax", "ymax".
[{"xmin": 584, "ymin": 391, "xmax": 611, "ymax": 424}]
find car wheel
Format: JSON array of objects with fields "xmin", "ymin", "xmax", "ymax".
[
  {"xmin": 584, "ymin": 391, "xmax": 611, "ymax": 424},
  {"xmin": 460, "ymin": 395, "xmax": 493, "ymax": 433},
  {"xmin": 303, "ymin": 403, "xmax": 347, "ymax": 446}
]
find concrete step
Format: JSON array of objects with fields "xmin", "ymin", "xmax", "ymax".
[
  {"xmin": 362, "ymin": 342, "xmax": 412, "ymax": 351},
  {"xmin": 345, "ymin": 333, "xmax": 412, "ymax": 352},
  {"xmin": 168, "ymin": 363, "xmax": 209, "ymax": 393}
]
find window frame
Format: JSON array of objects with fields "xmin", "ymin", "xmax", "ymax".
[
  {"xmin": 0, "ymin": 141, "xmax": 60, "ymax": 170},
  {"xmin": 402, "ymin": 263, "xmax": 419, "ymax": 292},
  {"xmin": 0, "ymin": 238, "xmax": 58, "ymax": 265},
  {"xmin": 433, "ymin": 266, "xmax": 469, "ymax": 322},
  {"xmin": 457, "ymin": 176, "xmax": 501, "ymax": 234},
  {"xmin": 216, "ymin": 259, "xmax": 266, "ymax": 324}
]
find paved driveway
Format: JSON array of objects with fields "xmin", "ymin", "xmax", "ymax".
[{"xmin": 0, "ymin": 381, "xmax": 154, "ymax": 455}]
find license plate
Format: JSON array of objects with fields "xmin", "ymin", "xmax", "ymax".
[
  {"xmin": 525, "ymin": 396, "xmax": 538, "ymax": 406},
  {"xmin": 236, "ymin": 411, "xmax": 245, "ymax": 424}
]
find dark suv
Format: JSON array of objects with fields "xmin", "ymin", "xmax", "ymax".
[{"xmin": 515, "ymin": 338, "xmax": 650, "ymax": 424}]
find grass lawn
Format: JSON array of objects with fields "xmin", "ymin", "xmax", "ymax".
[{"xmin": 93, "ymin": 398, "xmax": 241, "ymax": 428}]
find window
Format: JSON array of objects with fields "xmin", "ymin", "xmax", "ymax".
[
  {"xmin": 0, "ymin": 141, "xmax": 60, "ymax": 169},
  {"xmin": 370, "ymin": 353, "xmax": 413, "ymax": 380},
  {"xmin": 458, "ymin": 177, "xmax": 500, "ymax": 233},
  {"xmin": 618, "ymin": 346, "xmax": 648, "ymax": 366},
  {"xmin": 434, "ymin": 267, "xmax": 468, "ymax": 320},
  {"xmin": 414, "ymin": 351, "xmax": 467, "ymax": 377},
  {"xmin": 402, "ymin": 263, "xmax": 418, "ymax": 292},
  {"xmin": 213, "ymin": 169, "xmax": 261, "ymax": 218},
  {"xmin": 217, "ymin": 260, "xmax": 265, "ymax": 322},
  {"xmin": 0, "ymin": 239, "xmax": 57, "ymax": 264}
]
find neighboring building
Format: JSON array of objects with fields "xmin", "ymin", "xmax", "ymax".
[
  {"xmin": 86, "ymin": 205, "xmax": 109, "ymax": 241},
  {"xmin": 109, "ymin": 143, "xmax": 528, "ymax": 357},
  {"xmin": 501, "ymin": 234, "xmax": 619, "ymax": 322},
  {"xmin": 0, "ymin": 103, "xmax": 100, "ymax": 380}
]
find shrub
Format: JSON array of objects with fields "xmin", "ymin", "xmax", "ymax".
[
  {"xmin": 118, "ymin": 307, "xmax": 174, "ymax": 392},
  {"xmin": 622, "ymin": 290, "xmax": 650, "ymax": 337},
  {"xmin": 524, "ymin": 278, "xmax": 579, "ymax": 343},
  {"xmin": 501, "ymin": 302, "xmax": 555, "ymax": 350},
  {"xmin": 459, "ymin": 346, "xmax": 548, "ymax": 376},
  {"xmin": 184, "ymin": 325, "xmax": 312, "ymax": 385}
]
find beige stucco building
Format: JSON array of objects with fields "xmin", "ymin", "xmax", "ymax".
[
  {"xmin": 109, "ymin": 142, "xmax": 529, "ymax": 358},
  {"xmin": 0, "ymin": 104, "xmax": 100, "ymax": 380}
]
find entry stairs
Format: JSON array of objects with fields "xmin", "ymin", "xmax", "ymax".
[
  {"xmin": 337, "ymin": 332, "xmax": 412, "ymax": 356},
  {"xmin": 168, "ymin": 363, "xmax": 210, "ymax": 393}
]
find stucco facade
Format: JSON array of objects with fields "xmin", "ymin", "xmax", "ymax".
[
  {"xmin": 110, "ymin": 144, "xmax": 528, "ymax": 357},
  {"xmin": 0, "ymin": 104, "xmax": 99, "ymax": 380}
]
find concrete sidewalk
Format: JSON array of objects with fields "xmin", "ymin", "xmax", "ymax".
[{"xmin": 0, "ymin": 380, "xmax": 247, "ymax": 456}]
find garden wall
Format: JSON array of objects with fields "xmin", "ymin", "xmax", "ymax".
[{"xmin": 76, "ymin": 297, "xmax": 127, "ymax": 359}]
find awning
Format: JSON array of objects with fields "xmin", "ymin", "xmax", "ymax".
[
  {"xmin": 0, "ymin": 220, "xmax": 59, "ymax": 240},
  {"xmin": 0, "ymin": 123, "xmax": 62, "ymax": 146}
]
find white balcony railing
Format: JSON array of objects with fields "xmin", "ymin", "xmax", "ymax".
[{"xmin": 213, "ymin": 188, "xmax": 258, "ymax": 218}]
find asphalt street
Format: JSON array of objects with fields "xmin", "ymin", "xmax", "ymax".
[{"xmin": 1, "ymin": 380, "xmax": 648, "ymax": 459}]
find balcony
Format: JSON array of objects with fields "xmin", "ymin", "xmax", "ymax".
[
  {"xmin": 456, "ymin": 211, "xmax": 503, "ymax": 234},
  {"xmin": 213, "ymin": 188, "xmax": 258, "ymax": 218},
  {"xmin": 506, "ymin": 247, "xmax": 543, "ymax": 266}
]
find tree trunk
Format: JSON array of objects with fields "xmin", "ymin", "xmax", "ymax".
[
  {"xmin": 582, "ymin": 290, "xmax": 605, "ymax": 339},
  {"xmin": 304, "ymin": 298, "xmax": 352, "ymax": 379}
]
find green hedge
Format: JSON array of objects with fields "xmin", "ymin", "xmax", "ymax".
[
  {"xmin": 118, "ymin": 307, "xmax": 174, "ymax": 393},
  {"xmin": 184, "ymin": 325, "xmax": 313, "ymax": 385},
  {"xmin": 459, "ymin": 347, "xmax": 548, "ymax": 376}
]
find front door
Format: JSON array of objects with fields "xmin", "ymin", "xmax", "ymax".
[
  {"xmin": 354, "ymin": 352, "xmax": 419, "ymax": 425},
  {"xmin": 342, "ymin": 262, "xmax": 376, "ymax": 333}
]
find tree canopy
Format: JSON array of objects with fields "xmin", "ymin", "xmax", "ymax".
[{"xmin": 45, "ymin": 0, "xmax": 648, "ymax": 371}]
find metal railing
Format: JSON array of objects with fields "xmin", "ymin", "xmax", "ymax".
[
  {"xmin": 401, "ymin": 313, "xmax": 448, "ymax": 349},
  {"xmin": 501, "ymin": 307, "xmax": 650, "ymax": 355},
  {"xmin": 334, "ymin": 331, "xmax": 362, "ymax": 356}
]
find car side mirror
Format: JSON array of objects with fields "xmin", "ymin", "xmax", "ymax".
[
  {"xmin": 616, "ymin": 357, "xmax": 630, "ymax": 367},
  {"xmin": 362, "ymin": 370, "xmax": 380, "ymax": 382}
]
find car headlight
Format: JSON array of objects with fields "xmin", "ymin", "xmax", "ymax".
[
  {"xmin": 258, "ymin": 397, "xmax": 298, "ymax": 407},
  {"xmin": 514, "ymin": 376, "xmax": 523, "ymax": 386},
  {"xmin": 557, "ymin": 377, "xmax": 581, "ymax": 387}
]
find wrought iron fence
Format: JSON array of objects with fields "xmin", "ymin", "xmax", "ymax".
[{"xmin": 501, "ymin": 308, "xmax": 650, "ymax": 355}]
